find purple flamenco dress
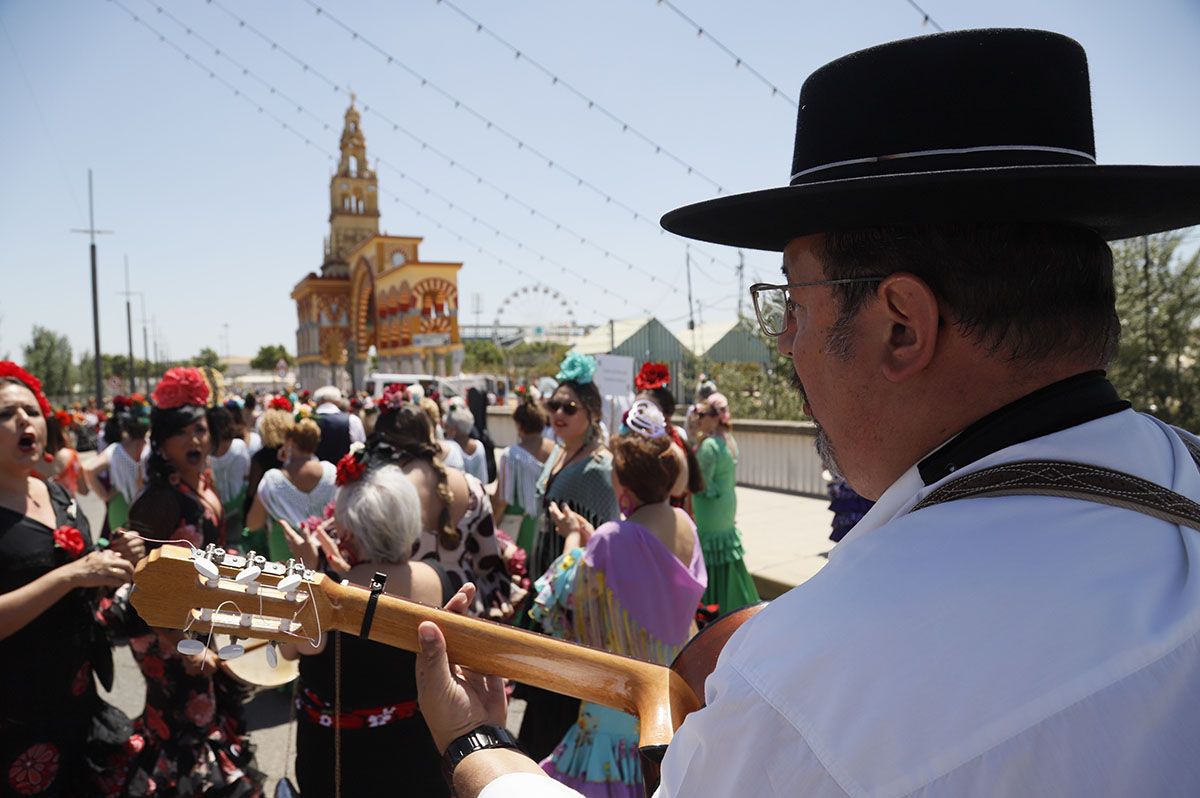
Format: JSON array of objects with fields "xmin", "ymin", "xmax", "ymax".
[{"xmin": 530, "ymin": 516, "xmax": 706, "ymax": 797}]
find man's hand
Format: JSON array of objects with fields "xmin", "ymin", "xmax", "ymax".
[
  {"xmin": 415, "ymin": 582, "xmax": 509, "ymax": 752},
  {"xmin": 108, "ymin": 528, "xmax": 145, "ymax": 566}
]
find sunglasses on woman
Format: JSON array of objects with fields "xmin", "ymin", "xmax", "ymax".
[
  {"xmin": 546, "ymin": 399, "xmax": 580, "ymax": 416},
  {"xmin": 689, "ymin": 406, "xmax": 718, "ymax": 417}
]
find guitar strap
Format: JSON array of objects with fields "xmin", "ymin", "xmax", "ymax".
[{"xmin": 911, "ymin": 430, "xmax": 1200, "ymax": 531}]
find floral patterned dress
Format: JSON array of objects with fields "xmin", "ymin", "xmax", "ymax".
[
  {"xmin": 114, "ymin": 478, "xmax": 264, "ymax": 797},
  {"xmin": 530, "ymin": 517, "xmax": 707, "ymax": 797},
  {"xmin": 0, "ymin": 481, "xmax": 136, "ymax": 798}
]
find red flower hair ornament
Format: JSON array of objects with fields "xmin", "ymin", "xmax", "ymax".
[
  {"xmin": 635, "ymin": 362, "xmax": 671, "ymax": 393},
  {"xmin": 380, "ymin": 383, "xmax": 408, "ymax": 411},
  {"xmin": 152, "ymin": 368, "xmax": 210, "ymax": 410},
  {"xmin": 0, "ymin": 362, "xmax": 53, "ymax": 420},
  {"xmin": 336, "ymin": 445, "xmax": 367, "ymax": 486},
  {"xmin": 268, "ymin": 395, "xmax": 293, "ymax": 412}
]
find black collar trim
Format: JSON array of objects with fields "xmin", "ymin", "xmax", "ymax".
[{"xmin": 918, "ymin": 371, "xmax": 1130, "ymax": 486}]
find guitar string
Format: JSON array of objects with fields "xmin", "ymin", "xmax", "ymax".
[{"xmin": 127, "ymin": 533, "xmax": 328, "ymax": 651}]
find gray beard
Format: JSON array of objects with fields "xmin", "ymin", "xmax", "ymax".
[
  {"xmin": 814, "ymin": 424, "xmax": 843, "ymax": 480},
  {"xmin": 792, "ymin": 369, "xmax": 844, "ymax": 479}
]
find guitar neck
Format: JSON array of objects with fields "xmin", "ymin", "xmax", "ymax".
[{"xmin": 327, "ymin": 581, "xmax": 698, "ymax": 749}]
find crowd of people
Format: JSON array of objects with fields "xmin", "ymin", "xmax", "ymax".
[
  {"xmin": 1, "ymin": 348, "xmax": 768, "ymax": 796},
  {"xmin": 6, "ymin": 25, "xmax": 1200, "ymax": 798}
]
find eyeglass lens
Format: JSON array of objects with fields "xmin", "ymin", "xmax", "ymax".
[
  {"xmin": 547, "ymin": 399, "xmax": 579, "ymax": 415},
  {"xmin": 754, "ymin": 287, "xmax": 788, "ymax": 336}
]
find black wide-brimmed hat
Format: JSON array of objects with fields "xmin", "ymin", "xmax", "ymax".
[{"xmin": 661, "ymin": 28, "xmax": 1200, "ymax": 251}]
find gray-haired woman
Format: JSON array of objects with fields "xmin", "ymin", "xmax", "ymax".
[{"xmin": 280, "ymin": 463, "xmax": 454, "ymax": 797}]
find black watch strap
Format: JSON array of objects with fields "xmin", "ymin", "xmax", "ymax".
[{"xmin": 443, "ymin": 724, "xmax": 522, "ymax": 774}]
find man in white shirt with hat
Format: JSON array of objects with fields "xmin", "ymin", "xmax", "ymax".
[{"xmin": 413, "ymin": 28, "xmax": 1200, "ymax": 797}]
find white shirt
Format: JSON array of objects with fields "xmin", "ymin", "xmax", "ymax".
[
  {"xmin": 208, "ymin": 438, "xmax": 250, "ymax": 505},
  {"xmin": 256, "ymin": 461, "xmax": 338, "ymax": 527},
  {"xmin": 315, "ymin": 401, "xmax": 366, "ymax": 444},
  {"xmin": 482, "ymin": 409, "xmax": 1200, "ymax": 797},
  {"xmin": 442, "ymin": 439, "xmax": 467, "ymax": 473},
  {"xmin": 105, "ymin": 442, "xmax": 146, "ymax": 505},
  {"xmin": 459, "ymin": 438, "xmax": 490, "ymax": 485}
]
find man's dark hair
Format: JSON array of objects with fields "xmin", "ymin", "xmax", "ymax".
[
  {"xmin": 817, "ymin": 223, "xmax": 1120, "ymax": 366},
  {"xmin": 205, "ymin": 406, "xmax": 235, "ymax": 446}
]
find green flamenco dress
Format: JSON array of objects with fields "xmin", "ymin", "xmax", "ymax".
[{"xmin": 692, "ymin": 434, "xmax": 759, "ymax": 614}]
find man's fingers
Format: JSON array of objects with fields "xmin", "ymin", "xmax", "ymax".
[
  {"xmin": 547, "ymin": 501, "xmax": 564, "ymax": 521},
  {"xmin": 416, "ymin": 622, "xmax": 451, "ymax": 692},
  {"xmin": 443, "ymin": 582, "xmax": 476, "ymax": 615}
]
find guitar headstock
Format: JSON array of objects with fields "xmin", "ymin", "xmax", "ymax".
[{"xmin": 131, "ymin": 543, "xmax": 344, "ymax": 649}]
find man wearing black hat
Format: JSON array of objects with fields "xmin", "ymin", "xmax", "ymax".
[{"xmin": 414, "ymin": 29, "xmax": 1200, "ymax": 797}]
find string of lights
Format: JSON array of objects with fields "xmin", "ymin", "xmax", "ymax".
[
  {"xmin": 433, "ymin": 0, "xmax": 726, "ymax": 194},
  {"xmin": 292, "ymin": 0, "xmax": 743, "ymax": 279},
  {"xmin": 903, "ymin": 0, "xmax": 946, "ymax": 32},
  {"xmin": 202, "ymin": 0, "xmax": 729, "ymax": 288},
  {"xmin": 651, "ymin": 0, "xmax": 797, "ymax": 108},
  {"xmin": 107, "ymin": 0, "xmax": 651, "ymax": 319}
]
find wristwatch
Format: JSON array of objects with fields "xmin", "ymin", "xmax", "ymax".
[{"xmin": 443, "ymin": 724, "xmax": 522, "ymax": 774}]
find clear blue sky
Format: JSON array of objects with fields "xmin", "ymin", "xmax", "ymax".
[{"xmin": 2, "ymin": 0, "xmax": 1198, "ymax": 364}]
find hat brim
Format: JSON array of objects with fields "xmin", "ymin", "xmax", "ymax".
[{"xmin": 660, "ymin": 165, "xmax": 1200, "ymax": 251}]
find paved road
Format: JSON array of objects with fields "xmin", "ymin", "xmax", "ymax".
[{"xmin": 79, "ymin": 457, "xmax": 834, "ymax": 790}]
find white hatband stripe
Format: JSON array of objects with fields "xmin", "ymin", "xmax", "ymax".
[{"xmin": 790, "ymin": 145, "xmax": 1096, "ymax": 181}]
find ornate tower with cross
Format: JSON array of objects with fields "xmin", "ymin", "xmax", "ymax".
[
  {"xmin": 292, "ymin": 99, "xmax": 465, "ymax": 391},
  {"xmin": 322, "ymin": 96, "xmax": 380, "ymax": 278}
]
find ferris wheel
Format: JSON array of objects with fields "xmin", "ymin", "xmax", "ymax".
[{"xmin": 492, "ymin": 284, "xmax": 578, "ymax": 344}]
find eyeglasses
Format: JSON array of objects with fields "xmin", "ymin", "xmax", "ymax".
[
  {"xmin": 749, "ymin": 277, "xmax": 886, "ymax": 337},
  {"xmin": 688, "ymin": 406, "xmax": 718, "ymax": 417},
  {"xmin": 546, "ymin": 399, "xmax": 580, "ymax": 416}
]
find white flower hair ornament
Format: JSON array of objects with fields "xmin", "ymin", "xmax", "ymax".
[{"xmin": 626, "ymin": 399, "xmax": 668, "ymax": 439}]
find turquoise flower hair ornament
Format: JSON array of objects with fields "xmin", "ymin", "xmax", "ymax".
[{"xmin": 556, "ymin": 351, "xmax": 597, "ymax": 384}]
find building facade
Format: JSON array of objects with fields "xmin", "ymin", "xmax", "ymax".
[{"xmin": 292, "ymin": 100, "xmax": 464, "ymax": 390}]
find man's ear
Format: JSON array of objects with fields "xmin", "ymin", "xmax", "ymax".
[{"xmin": 875, "ymin": 273, "xmax": 940, "ymax": 383}]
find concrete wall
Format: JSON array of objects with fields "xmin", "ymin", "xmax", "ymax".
[{"xmin": 485, "ymin": 406, "xmax": 827, "ymax": 498}]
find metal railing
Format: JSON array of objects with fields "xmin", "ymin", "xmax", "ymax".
[{"xmin": 484, "ymin": 406, "xmax": 827, "ymax": 498}]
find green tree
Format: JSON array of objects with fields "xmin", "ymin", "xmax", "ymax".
[
  {"xmin": 696, "ymin": 311, "xmax": 807, "ymax": 421},
  {"xmin": 22, "ymin": 326, "xmax": 74, "ymax": 400},
  {"xmin": 192, "ymin": 347, "xmax": 226, "ymax": 372},
  {"xmin": 250, "ymin": 344, "xmax": 295, "ymax": 371},
  {"xmin": 463, "ymin": 339, "xmax": 505, "ymax": 373},
  {"xmin": 508, "ymin": 341, "xmax": 570, "ymax": 381},
  {"xmin": 1108, "ymin": 230, "xmax": 1200, "ymax": 428}
]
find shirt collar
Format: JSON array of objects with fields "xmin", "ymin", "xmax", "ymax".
[
  {"xmin": 316, "ymin": 402, "xmax": 340, "ymax": 414},
  {"xmin": 917, "ymin": 370, "xmax": 1129, "ymax": 486},
  {"xmin": 834, "ymin": 371, "xmax": 1130, "ymax": 553}
]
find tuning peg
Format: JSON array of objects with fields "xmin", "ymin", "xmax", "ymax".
[
  {"xmin": 266, "ymin": 642, "xmax": 279, "ymax": 669},
  {"xmin": 193, "ymin": 557, "xmax": 220, "ymax": 581},
  {"xmin": 176, "ymin": 635, "xmax": 206, "ymax": 656},
  {"xmin": 234, "ymin": 565, "xmax": 262, "ymax": 584},
  {"xmin": 277, "ymin": 573, "xmax": 303, "ymax": 593},
  {"xmin": 218, "ymin": 636, "xmax": 245, "ymax": 660}
]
